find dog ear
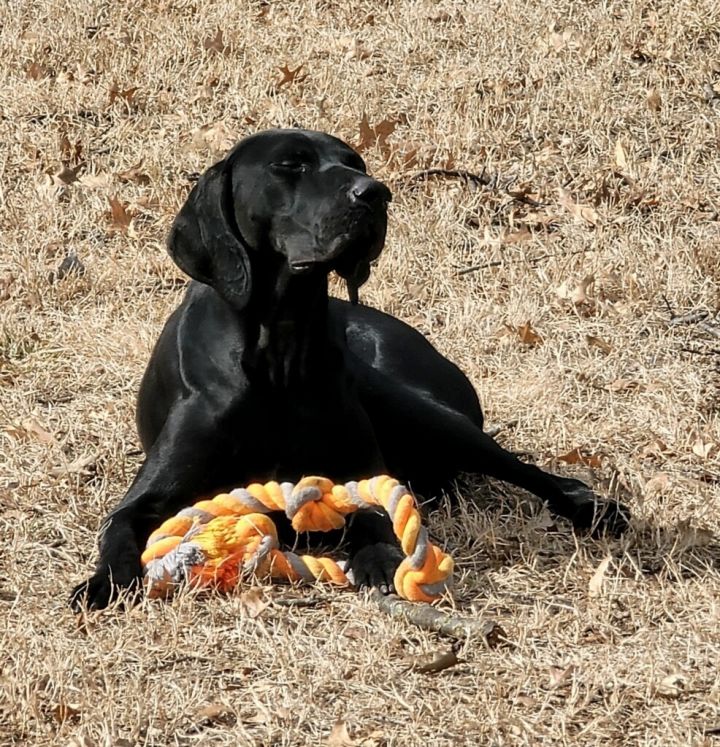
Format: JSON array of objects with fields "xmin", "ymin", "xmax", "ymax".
[{"xmin": 167, "ymin": 158, "xmax": 251, "ymax": 309}]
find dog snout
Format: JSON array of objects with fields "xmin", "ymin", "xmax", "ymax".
[{"xmin": 348, "ymin": 177, "xmax": 392, "ymax": 208}]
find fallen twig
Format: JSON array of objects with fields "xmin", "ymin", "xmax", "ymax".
[
  {"xmin": 698, "ymin": 322, "xmax": 720, "ymax": 340},
  {"xmin": 395, "ymin": 167, "xmax": 493, "ymax": 190},
  {"xmin": 458, "ymin": 246, "xmax": 593, "ymax": 275},
  {"xmin": 370, "ymin": 589, "xmax": 507, "ymax": 642},
  {"xmin": 662, "ymin": 298, "xmax": 720, "ymax": 340},
  {"xmin": 273, "ymin": 596, "xmax": 327, "ymax": 608},
  {"xmin": 678, "ymin": 346, "xmax": 720, "ymax": 356},
  {"xmin": 668, "ymin": 309, "xmax": 709, "ymax": 326}
]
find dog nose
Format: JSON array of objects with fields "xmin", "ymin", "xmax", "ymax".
[{"xmin": 348, "ymin": 177, "xmax": 392, "ymax": 207}]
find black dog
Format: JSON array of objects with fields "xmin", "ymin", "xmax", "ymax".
[{"xmin": 71, "ymin": 129, "xmax": 628, "ymax": 610}]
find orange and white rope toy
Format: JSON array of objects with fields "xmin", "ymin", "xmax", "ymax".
[{"xmin": 141, "ymin": 475, "xmax": 453, "ymax": 603}]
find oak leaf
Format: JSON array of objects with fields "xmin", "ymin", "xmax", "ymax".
[
  {"xmin": 357, "ymin": 113, "xmax": 397, "ymax": 155},
  {"xmin": 276, "ymin": 63, "xmax": 307, "ymax": 90},
  {"xmin": 107, "ymin": 196, "xmax": 134, "ymax": 232},
  {"xmin": 517, "ymin": 321, "xmax": 543, "ymax": 346},
  {"xmin": 557, "ymin": 447, "xmax": 601, "ymax": 468},
  {"xmin": 558, "ymin": 188, "xmax": 600, "ymax": 226}
]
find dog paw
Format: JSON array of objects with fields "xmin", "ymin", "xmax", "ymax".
[
  {"xmin": 69, "ymin": 559, "xmax": 143, "ymax": 612},
  {"xmin": 349, "ymin": 542, "xmax": 405, "ymax": 595},
  {"xmin": 554, "ymin": 476, "xmax": 630, "ymax": 537},
  {"xmin": 586, "ymin": 499, "xmax": 631, "ymax": 538}
]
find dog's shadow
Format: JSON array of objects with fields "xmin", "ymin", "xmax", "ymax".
[{"xmin": 423, "ymin": 475, "xmax": 720, "ymax": 608}]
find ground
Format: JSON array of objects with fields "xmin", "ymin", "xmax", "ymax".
[{"xmin": 1, "ymin": 1, "xmax": 719, "ymax": 745}]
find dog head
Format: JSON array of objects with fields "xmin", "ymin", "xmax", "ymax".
[{"xmin": 167, "ymin": 129, "xmax": 391, "ymax": 307}]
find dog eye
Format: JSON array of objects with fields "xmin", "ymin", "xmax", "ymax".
[{"xmin": 270, "ymin": 160, "xmax": 307, "ymax": 174}]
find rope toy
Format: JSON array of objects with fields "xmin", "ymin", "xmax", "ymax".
[{"xmin": 141, "ymin": 475, "xmax": 453, "ymax": 603}]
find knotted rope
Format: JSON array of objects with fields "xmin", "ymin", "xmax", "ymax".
[{"xmin": 141, "ymin": 475, "xmax": 453, "ymax": 602}]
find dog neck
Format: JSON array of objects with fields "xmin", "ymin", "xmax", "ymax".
[{"xmin": 241, "ymin": 263, "xmax": 342, "ymax": 390}]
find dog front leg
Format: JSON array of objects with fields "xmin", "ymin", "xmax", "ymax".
[{"xmin": 70, "ymin": 396, "xmax": 238, "ymax": 610}]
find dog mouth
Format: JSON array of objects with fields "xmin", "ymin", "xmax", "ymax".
[
  {"xmin": 285, "ymin": 232, "xmax": 363, "ymax": 275},
  {"xmin": 288, "ymin": 259, "xmax": 320, "ymax": 275},
  {"xmin": 283, "ymin": 211, "xmax": 387, "ymax": 300}
]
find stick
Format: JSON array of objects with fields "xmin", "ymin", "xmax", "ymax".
[
  {"xmin": 458, "ymin": 246, "xmax": 593, "ymax": 275},
  {"xmin": 698, "ymin": 322, "xmax": 720, "ymax": 340},
  {"xmin": 662, "ymin": 298, "xmax": 720, "ymax": 339},
  {"xmin": 370, "ymin": 589, "xmax": 507, "ymax": 643},
  {"xmin": 678, "ymin": 346, "xmax": 720, "ymax": 356},
  {"xmin": 395, "ymin": 167, "xmax": 493, "ymax": 189},
  {"xmin": 668, "ymin": 310, "xmax": 709, "ymax": 326},
  {"xmin": 273, "ymin": 596, "xmax": 327, "ymax": 608}
]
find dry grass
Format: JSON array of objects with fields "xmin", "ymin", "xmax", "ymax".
[{"xmin": 1, "ymin": 0, "xmax": 720, "ymax": 744}]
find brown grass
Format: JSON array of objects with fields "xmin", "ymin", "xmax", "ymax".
[{"xmin": 1, "ymin": 1, "xmax": 720, "ymax": 744}]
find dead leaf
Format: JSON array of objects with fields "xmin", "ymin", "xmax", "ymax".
[
  {"xmin": 692, "ymin": 438, "xmax": 715, "ymax": 459},
  {"xmin": 107, "ymin": 196, "xmax": 133, "ymax": 232},
  {"xmin": 244, "ymin": 709, "xmax": 270, "ymax": 725},
  {"xmin": 647, "ymin": 88, "xmax": 662, "ymax": 111},
  {"xmin": 656, "ymin": 673, "xmax": 688, "ymax": 698},
  {"xmin": 276, "ymin": 63, "xmax": 307, "ymax": 90},
  {"xmin": 0, "ymin": 272, "xmax": 14, "ymax": 301},
  {"xmin": 548, "ymin": 29, "xmax": 575, "ymax": 52},
  {"xmin": 644, "ymin": 473, "xmax": 671, "ymax": 496},
  {"xmin": 194, "ymin": 702, "xmax": 231, "ymax": 724},
  {"xmin": 52, "ymin": 702, "xmax": 81, "ymax": 723},
  {"xmin": 409, "ymin": 649, "xmax": 460, "ymax": 674},
  {"xmin": 517, "ymin": 321, "xmax": 543, "ymax": 346},
  {"xmin": 586, "ymin": 335, "xmax": 613, "ymax": 354},
  {"xmin": 203, "ymin": 29, "xmax": 227, "ymax": 54},
  {"xmin": 557, "ymin": 447, "xmax": 602, "ymax": 468},
  {"xmin": 59, "ymin": 134, "xmax": 83, "ymax": 165},
  {"xmin": 342, "ymin": 624, "xmax": 369, "ymax": 640},
  {"xmin": 79, "ymin": 172, "xmax": 114, "ymax": 189},
  {"xmin": 338, "ymin": 36, "xmax": 373, "ymax": 61},
  {"xmin": 108, "ymin": 82, "xmax": 138, "ymax": 106},
  {"xmin": 27, "ymin": 61, "xmax": 52, "ymax": 80},
  {"xmin": 503, "ymin": 226, "xmax": 532, "ymax": 243},
  {"xmin": 52, "ymin": 164, "xmax": 83, "ymax": 185},
  {"xmin": 522, "ymin": 210, "xmax": 561, "ymax": 229},
  {"xmin": 607, "ymin": 378, "xmax": 638, "ymax": 392},
  {"xmin": 557, "ymin": 188, "xmax": 600, "ymax": 226},
  {"xmin": 356, "ymin": 113, "xmax": 397, "ymax": 155},
  {"xmin": 116, "ymin": 160, "xmax": 150, "ymax": 185},
  {"xmin": 191, "ymin": 121, "xmax": 235, "ymax": 154},
  {"xmin": 642, "ymin": 439, "xmax": 671, "ymax": 458},
  {"xmin": 327, "ymin": 720, "xmax": 355, "ymax": 746},
  {"xmin": 571, "ymin": 275, "xmax": 595, "ymax": 304},
  {"xmin": 547, "ymin": 664, "xmax": 574, "ymax": 689},
  {"xmin": 533, "ymin": 509, "xmax": 556, "ymax": 530},
  {"xmin": 22, "ymin": 419, "xmax": 54, "ymax": 445},
  {"xmin": 239, "ymin": 587, "xmax": 268, "ymax": 618},
  {"xmin": 135, "ymin": 195, "xmax": 160, "ymax": 210},
  {"xmin": 588, "ymin": 555, "xmax": 612, "ymax": 597}
]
